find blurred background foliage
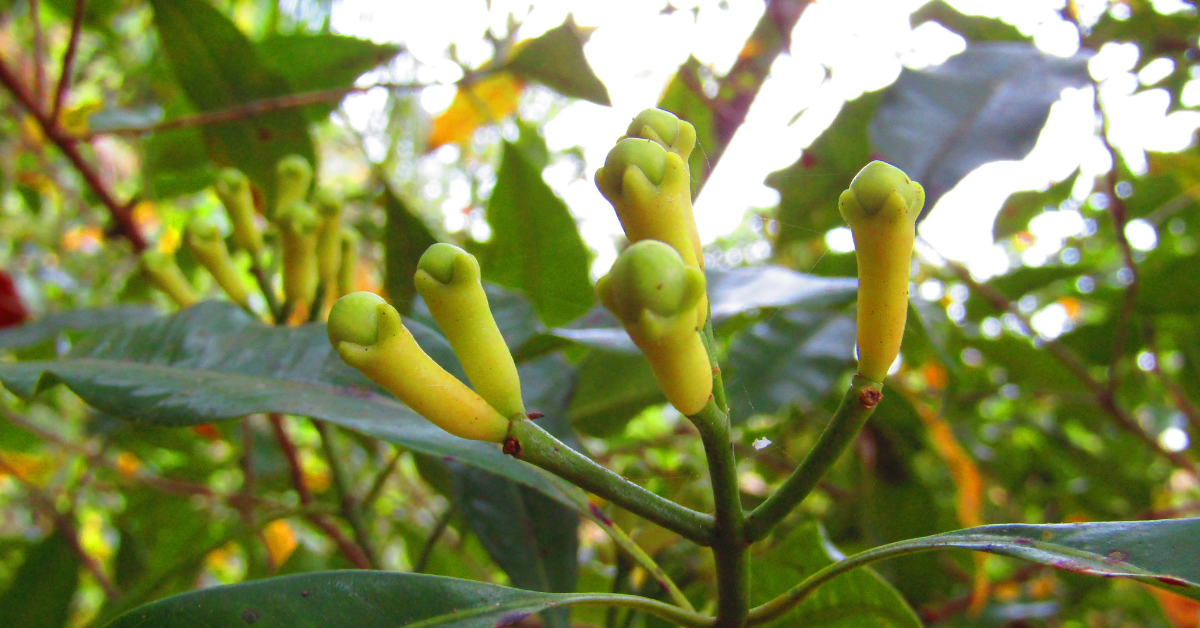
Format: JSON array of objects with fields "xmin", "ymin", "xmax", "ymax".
[{"xmin": 0, "ymin": 0, "xmax": 1199, "ymax": 627}]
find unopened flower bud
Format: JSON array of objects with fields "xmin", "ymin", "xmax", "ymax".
[
  {"xmin": 276, "ymin": 201, "xmax": 319, "ymax": 309},
  {"xmin": 336, "ymin": 229, "xmax": 360, "ymax": 299},
  {"xmin": 139, "ymin": 250, "xmax": 198, "ymax": 308},
  {"xmin": 213, "ymin": 169, "xmax": 262, "ymax": 256},
  {"xmin": 273, "ymin": 155, "xmax": 312, "ymax": 220},
  {"xmin": 184, "ymin": 218, "xmax": 250, "ymax": 307},
  {"xmin": 314, "ymin": 190, "xmax": 343, "ymax": 294}
]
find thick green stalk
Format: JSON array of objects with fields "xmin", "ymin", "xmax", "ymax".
[
  {"xmin": 506, "ymin": 419, "xmax": 714, "ymax": 546},
  {"xmin": 691, "ymin": 399, "xmax": 749, "ymax": 628},
  {"xmin": 744, "ymin": 376, "xmax": 882, "ymax": 542}
]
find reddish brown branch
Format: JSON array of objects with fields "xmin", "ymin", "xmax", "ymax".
[
  {"xmin": 51, "ymin": 0, "xmax": 87, "ymax": 124},
  {"xmin": 77, "ymin": 82, "xmax": 424, "ymax": 140},
  {"xmin": 268, "ymin": 414, "xmax": 372, "ymax": 569},
  {"xmin": 29, "ymin": 0, "xmax": 46, "ymax": 105},
  {"xmin": 947, "ymin": 261, "xmax": 1198, "ymax": 474},
  {"xmin": 0, "ymin": 54, "xmax": 147, "ymax": 251}
]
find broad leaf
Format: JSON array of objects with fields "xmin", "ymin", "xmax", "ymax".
[
  {"xmin": 0, "ymin": 306, "xmax": 159, "ymax": 350},
  {"xmin": 257, "ymin": 33, "xmax": 402, "ymax": 120},
  {"xmin": 911, "ymin": 0, "xmax": 1025, "ymax": 42},
  {"xmin": 482, "ymin": 142, "xmax": 593, "ymax": 327},
  {"xmin": 104, "ymin": 571, "xmax": 616, "ymax": 628},
  {"xmin": 751, "ymin": 522, "xmax": 921, "ymax": 628},
  {"xmin": 708, "ymin": 266, "xmax": 857, "ymax": 322},
  {"xmin": 871, "ymin": 43, "xmax": 1091, "ymax": 213},
  {"xmin": 657, "ymin": 56, "xmax": 718, "ymax": 193},
  {"xmin": 568, "ymin": 350, "xmax": 663, "ymax": 437},
  {"xmin": 0, "ymin": 531, "xmax": 80, "ymax": 628},
  {"xmin": 382, "ymin": 184, "xmax": 438, "ymax": 314},
  {"xmin": 507, "ymin": 18, "xmax": 611, "ymax": 106},
  {"xmin": 0, "ymin": 303, "xmax": 588, "ymax": 516},
  {"xmin": 1138, "ymin": 252, "xmax": 1200, "ymax": 314},
  {"xmin": 768, "ymin": 92, "xmax": 881, "ymax": 252},
  {"xmin": 150, "ymin": 0, "xmax": 315, "ymax": 206},
  {"xmin": 993, "ymin": 170, "xmax": 1080, "ymax": 240}
]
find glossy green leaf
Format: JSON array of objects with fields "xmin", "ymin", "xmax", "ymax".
[
  {"xmin": 0, "ymin": 531, "xmax": 80, "ymax": 628},
  {"xmin": 657, "ymin": 56, "xmax": 718, "ymax": 193},
  {"xmin": 768, "ymin": 92, "xmax": 881, "ymax": 251},
  {"xmin": 0, "ymin": 306, "xmax": 159, "ymax": 350},
  {"xmin": 150, "ymin": 0, "xmax": 315, "ymax": 206},
  {"xmin": 506, "ymin": 19, "xmax": 611, "ymax": 106},
  {"xmin": 751, "ymin": 522, "xmax": 921, "ymax": 628},
  {"xmin": 257, "ymin": 33, "xmax": 402, "ymax": 120},
  {"xmin": 481, "ymin": 141, "xmax": 594, "ymax": 327},
  {"xmin": 872, "ymin": 43, "xmax": 1090, "ymax": 212},
  {"xmin": 104, "ymin": 571, "xmax": 588, "ymax": 628},
  {"xmin": 724, "ymin": 310, "xmax": 856, "ymax": 420},
  {"xmin": 0, "ymin": 302, "xmax": 587, "ymax": 516},
  {"xmin": 708, "ymin": 266, "xmax": 858, "ymax": 322},
  {"xmin": 382, "ymin": 183, "xmax": 438, "ymax": 314}
]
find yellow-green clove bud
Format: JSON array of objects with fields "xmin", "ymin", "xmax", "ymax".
[
  {"xmin": 596, "ymin": 240, "xmax": 712, "ymax": 416},
  {"xmin": 273, "ymin": 155, "xmax": 313, "ymax": 220},
  {"xmin": 337, "ymin": 229, "xmax": 360, "ymax": 299},
  {"xmin": 139, "ymin": 250, "xmax": 198, "ymax": 308},
  {"xmin": 213, "ymin": 169, "xmax": 262, "ymax": 257},
  {"xmin": 838, "ymin": 160, "xmax": 925, "ymax": 384},
  {"xmin": 276, "ymin": 201, "xmax": 320, "ymax": 309},
  {"xmin": 329, "ymin": 292, "xmax": 509, "ymax": 442},
  {"xmin": 625, "ymin": 108, "xmax": 697, "ymax": 163},
  {"xmin": 415, "ymin": 243, "xmax": 524, "ymax": 419},
  {"xmin": 315, "ymin": 191, "xmax": 343, "ymax": 295},
  {"xmin": 183, "ymin": 218, "xmax": 250, "ymax": 307}
]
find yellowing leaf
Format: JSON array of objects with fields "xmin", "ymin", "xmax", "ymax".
[
  {"xmin": 1150, "ymin": 586, "xmax": 1200, "ymax": 628},
  {"xmin": 116, "ymin": 451, "xmax": 141, "ymax": 478},
  {"xmin": 427, "ymin": 73, "xmax": 524, "ymax": 152},
  {"xmin": 263, "ymin": 519, "xmax": 298, "ymax": 567},
  {"xmin": 0, "ymin": 451, "xmax": 56, "ymax": 486}
]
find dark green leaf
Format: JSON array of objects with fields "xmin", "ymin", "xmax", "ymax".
[
  {"xmin": 257, "ymin": 33, "xmax": 402, "ymax": 120},
  {"xmin": 1138, "ymin": 252, "xmax": 1200, "ymax": 314},
  {"xmin": 0, "ymin": 302, "xmax": 587, "ymax": 516},
  {"xmin": 964, "ymin": 264, "xmax": 1081, "ymax": 320},
  {"xmin": 150, "ymin": 0, "xmax": 315, "ymax": 206},
  {"xmin": 0, "ymin": 531, "xmax": 80, "ymax": 628},
  {"xmin": 568, "ymin": 350, "xmax": 663, "ymax": 437},
  {"xmin": 482, "ymin": 142, "xmax": 593, "ymax": 327},
  {"xmin": 751, "ymin": 522, "xmax": 921, "ymax": 628},
  {"xmin": 872, "ymin": 43, "xmax": 1091, "ymax": 213},
  {"xmin": 141, "ymin": 98, "xmax": 216, "ymax": 199},
  {"xmin": 506, "ymin": 18, "xmax": 610, "ymax": 106},
  {"xmin": 0, "ymin": 306, "xmax": 159, "ymax": 350},
  {"xmin": 708, "ymin": 266, "xmax": 858, "ymax": 321},
  {"xmin": 104, "ymin": 571, "xmax": 605, "ymax": 628},
  {"xmin": 724, "ymin": 310, "xmax": 856, "ymax": 419},
  {"xmin": 768, "ymin": 92, "xmax": 881, "ymax": 251},
  {"xmin": 973, "ymin": 334, "xmax": 1087, "ymax": 393},
  {"xmin": 382, "ymin": 184, "xmax": 438, "ymax": 314},
  {"xmin": 994, "ymin": 171, "xmax": 1080, "ymax": 240},
  {"xmin": 657, "ymin": 56, "xmax": 718, "ymax": 193},
  {"xmin": 884, "ymin": 518, "xmax": 1200, "ymax": 601},
  {"xmin": 911, "ymin": 0, "xmax": 1026, "ymax": 42}
]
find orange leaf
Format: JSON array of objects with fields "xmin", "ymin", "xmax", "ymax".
[
  {"xmin": 263, "ymin": 519, "xmax": 298, "ymax": 568},
  {"xmin": 427, "ymin": 73, "xmax": 524, "ymax": 152},
  {"xmin": 1150, "ymin": 586, "xmax": 1200, "ymax": 628}
]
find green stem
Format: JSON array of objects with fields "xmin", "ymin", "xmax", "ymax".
[
  {"xmin": 702, "ymin": 311, "xmax": 727, "ymax": 413},
  {"xmin": 506, "ymin": 419, "xmax": 715, "ymax": 546},
  {"xmin": 250, "ymin": 261, "xmax": 282, "ymax": 323},
  {"xmin": 414, "ymin": 505, "xmax": 454, "ymax": 574},
  {"xmin": 744, "ymin": 376, "xmax": 882, "ymax": 543},
  {"xmin": 600, "ymin": 516, "xmax": 695, "ymax": 611},
  {"xmin": 361, "ymin": 446, "xmax": 403, "ymax": 511},
  {"xmin": 691, "ymin": 399, "xmax": 749, "ymax": 628},
  {"xmin": 405, "ymin": 593, "xmax": 713, "ymax": 628},
  {"xmin": 314, "ymin": 420, "xmax": 379, "ymax": 568}
]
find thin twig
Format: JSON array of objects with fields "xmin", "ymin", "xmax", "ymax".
[
  {"xmin": 29, "ymin": 0, "xmax": 45, "ymax": 106},
  {"xmin": 0, "ymin": 54, "xmax": 147, "ymax": 251},
  {"xmin": 1142, "ymin": 322, "xmax": 1200, "ymax": 434},
  {"xmin": 361, "ymin": 446, "xmax": 403, "ymax": 512},
  {"xmin": 51, "ymin": 0, "xmax": 87, "ymax": 124},
  {"xmin": 314, "ymin": 420, "xmax": 378, "ymax": 568},
  {"xmin": 945, "ymin": 260, "xmax": 1198, "ymax": 473},
  {"xmin": 414, "ymin": 505, "xmax": 454, "ymax": 573},
  {"xmin": 0, "ymin": 454, "xmax": 121, "ymax": 600},
  {"xmin": 76, "ymin": 82, "xmax": 425, "ymax": 140},
  {"xmin": 268, "ymin": 413, "xmax": 373, "ymax": 569}
]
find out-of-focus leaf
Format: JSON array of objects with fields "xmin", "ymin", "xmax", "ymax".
[
  {"xmin": 427, "ymin": 73, "xmax": 523, "ymax": 152},
  {"xmin": 506, "ymin": 18, "xmax": 610, "ymax": 106},
  {"xmin": 657, "ymin": 56, "xmax": 718, "ymax": 193},
  {"xmin": 568, "ymin": 351, "xmax": 663, "ymax": 437},
  {"xmin": 870, "ymin": 518, "xmax": 1200, "ymax": 602},
  {"xmin": 105, "ymin": 571, "xmax": 632, "ymax": 628},
  {"xmin": 973, "ymin": 335, "xmax": 1087, "ymax": 393},
  {"xmin": 149, "ymin": 0, "xmax": 315, "ymax": 206},
  {"xmin": 141, "ymin": 98, "xmax": 216, "ymax": 200},
  {"xmin": 994, "ymin": 170, "xmax": 1081, "ymax": 240},
  {"xmin": 1139, "ymin": 252, "xmax": 1200, "ymax": 314},
  {"xmin": 751, "ymin": 522, "xmax": 921, "ymax": 628},
  {"xmin": 964, "ymin": 265, "xmax": 1082, "ymax": 321},
  {"xmin": 724, "ymin": 310, "xmax": 856, "ymax": 419},
  {"xmin": 871, "ymin": 43, "xmax": 1091, "ymax": 214},
  {"xmin": 382, "ymin": 184, "xmax": 438, "ymax": 314},
  {"xmin": 0, "ymin": 306, "xmax": 159, "ymax": 350},
  {"xmin": 911, "ymin": 0, "xmax": 1025, "ymax": 42},
  {"xmin": 0, "ymin": 303, "xmax": 587, "ymax": 515},
  {"xmin": 902, "ymin": 296, "xmax": 957, "ymax": 370},
  {"xmin": 257, "ymin": 33, "xmax": 402, "ymax": 120},
  {"xmin": 482, "ymin": 142, "xmax": 593, "ymax": 327},
  {"xmin": 0, "ymin": 531, "xmax": 80, "ymax": 628},
  {"xmin": 43, "ymin": 0, "xmax": 122, "ymax": 33},
  {"xmin": 768, "ymin": 92, "xmax": 881, "ymax": 252},
  {"xmin": 708, "ymin": 266, "xmax": 858, "ymax": 322}
]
